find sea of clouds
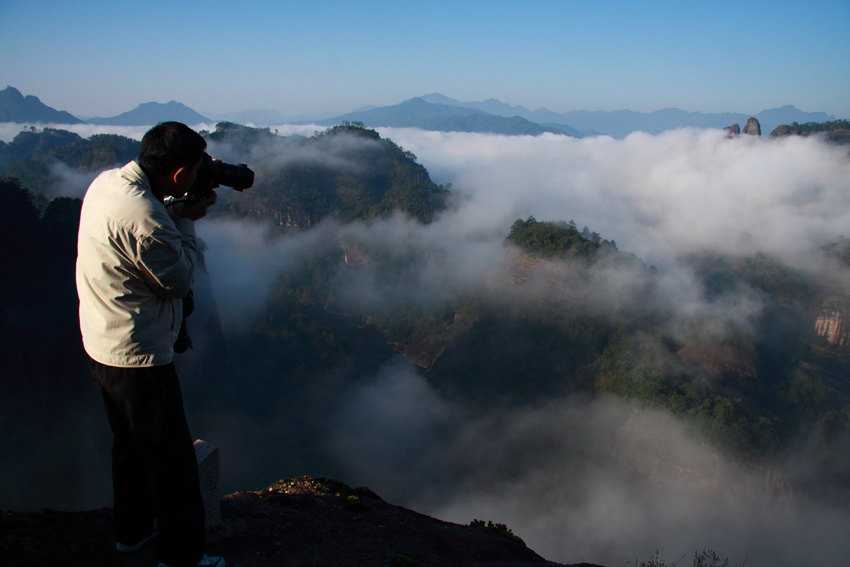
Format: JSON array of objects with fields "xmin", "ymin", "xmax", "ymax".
[
  {"xmin": 7, "ymin": 121, "xmax": 849, "ymax": 566},
  {"xmin": 191, "ymin": 126, "xmax": 850, "ymax": 566}
]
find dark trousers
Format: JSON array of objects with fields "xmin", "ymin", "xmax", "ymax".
[{"xmin": 89, "ymin": 357, "xmax": 204, "ymax": 567}]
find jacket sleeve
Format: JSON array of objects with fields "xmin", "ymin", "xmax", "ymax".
[{"xmin": 136, "ymin": 216, "xmax": 197, "ymax": 300}]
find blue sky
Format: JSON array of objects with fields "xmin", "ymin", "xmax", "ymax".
[{"xmin": 1, "ymin": 0, "xmax": 848, "ymax": 119}]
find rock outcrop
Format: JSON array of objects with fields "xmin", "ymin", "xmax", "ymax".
[
  {"xmin": 769, "ymin": 124, "xmax": 790, "ymax": 137},
  {"xmin": 815, "ymin": 309, "xmax": 850, "ymax": 348},
  {"xmin": 235, "ymin": 193, "xmax": 322, "ymax": 228},
  {"xmin": 727, "ymin": 118, "xmax": 761, "ymax": 136},
  {"xmin": 0, "ymin": 475, "xmax": 586, "ymax": 567},
  {"xmin": 743, "ymin": 117, "xmax": 762, "ymax": 136}
]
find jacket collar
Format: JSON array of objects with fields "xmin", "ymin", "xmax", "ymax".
[{"xmin": 121, "ymin": 161, "xmax": 156, "ymax": 197}]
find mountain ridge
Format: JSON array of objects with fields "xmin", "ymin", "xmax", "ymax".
[
  {"xmin": 0, "ymin": 86, "xmax": 838, "ymax": 138},
  {"xmin": 416, "ymin": 93, "xmax": 835, "ymax": 137},
  {"xmin": 0, "ymin": 86, "xmax": 84, "ymax": 125},
  {"xmin": 86, "ymin": 100, "xmax": 211, "ymax": 126},
  {"xmin": 315, "ymin": 97, "xmax": 582, "ymax": 136}
]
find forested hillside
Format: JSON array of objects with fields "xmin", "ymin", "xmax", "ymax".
[
  {"xmin": 0, "ymin": 122, "xmax": 448, "ymax": 223},
  {"xmin": 1, "ymin": 122, "xmax": 848, "ymax": 566},
  {"xmin": 0, "ymin": 128, "xmax": 138, "ymax": 193},
  {"xmin": 3, "ymin": 122, "xmax": 848, "ymax": 467},
  {"xmin": 201, "ymin": 121, "xmax": 448, "ymax": 225},
  {"xmin": 769, "ymin": 119, "xmax": 850, "ymax": 143}
]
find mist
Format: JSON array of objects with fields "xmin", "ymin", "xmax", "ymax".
[
  {"xmin": 323, "ymin": 363, "xmax": 849, "ymax": 567},
  {"xmin": 5, "ymin": 121, "xmax": 846, "ymax": 565},
  {"xmin": 0, "ymin": 122, "xmax": 322, "ymax": 144},
  {"xmin": 0, "ymin": 122, "xmax": 224, "ymax": 143},
  {"xmin": 378, "ymin": 128, "xmax": 850, "ymax": 270},
  {"xmin": 201, "ymin": 126, "xmax": 850, "ymax": 341},
  {"xmin": 186, "ymin": 126, "xmax": 850, "ymax": 566}
]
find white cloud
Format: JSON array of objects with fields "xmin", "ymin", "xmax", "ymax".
[
  {"xmin": 193, "ymin": 126, "xmax": 849, "ymax": 351},
  {"xmin": 322, "ymin": 361, "xmax": 849, "ymax": 567},
  {"xmin": 378, "ymin": 127, "xmax": 850, "ymax": 271}
]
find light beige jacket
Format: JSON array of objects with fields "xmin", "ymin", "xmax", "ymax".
[{"xmin": 76, "ymin": 161, "xmax": 197, "ymax": 367}]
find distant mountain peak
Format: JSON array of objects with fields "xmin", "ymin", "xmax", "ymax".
[
  {"xmin": 317, "ymin": 97, "xmax": 582, "ymax": 136},
  {"xmin": 2, "ymin": 85, "xmax": 23, "ymax": 100},
  {"xmin": 87, "ymin": 100, "xmax": 210, "ymax": 126},
  {"xmin": 0, "ymin": 86, "xmax": 84, "ymax": 124},
  {"xmin": 420, "ymin": 93, "xmax": 460, "ymax": 105}
]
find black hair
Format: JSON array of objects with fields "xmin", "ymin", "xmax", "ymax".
[{"xmin": 138, "ymin": 121, "xmax": 207, "ymax": 178}]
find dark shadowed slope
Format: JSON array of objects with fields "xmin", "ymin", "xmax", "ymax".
[{"xmin": 0, "ymin": 476, "xmax": 601, "ymax": 567}]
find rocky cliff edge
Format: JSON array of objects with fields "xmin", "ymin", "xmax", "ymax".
[{"xmin": 0, "ymin": 475, "xmax": 600, "ymax": 567}]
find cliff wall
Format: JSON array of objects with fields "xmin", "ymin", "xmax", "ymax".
[
  {"xmin": 612, "ymin": 411, "xmax": 796, "ymax": 525},
  {"xmin": 815, "ymin": 309, "xmax": 850, "ymax": 348}
]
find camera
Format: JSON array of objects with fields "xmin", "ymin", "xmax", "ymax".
[{"xmin": 189, "ymin": 152, "xmax": 254, "ymax": 199}]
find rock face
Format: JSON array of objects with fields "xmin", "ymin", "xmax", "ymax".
[
  {"xmin": 743, "ymin": 117, "xmax": 762, "ymax": 136},
  {"xmin": 769, "ymin": 124, "xmax": 791, "ymax": 137},
  {"xmin": 723, "ymin": 118, "xmax": 761, "ymax": 136},
  {"xmin": 677, "ymin": 341, "xmax": 758, "ymax": 381},
  {"xmin": 815, "ymin": 309, "xmax": 850, "ymax": 348},
  {"xmin": 235, "ymin": 193, "xmax": 321, "ymax": 228},
  {"xmin": 613, "ymin": 412, "xmax": 796, "ymax": 524}
]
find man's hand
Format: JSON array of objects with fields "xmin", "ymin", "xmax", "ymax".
[{"xmin": 179, "ymin": 191, "xmax": 217, "ymax": 220}]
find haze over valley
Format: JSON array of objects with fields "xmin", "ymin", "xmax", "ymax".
[{"xmin": 2, "ymin": 110, "xmax": 849, "ymax": 566}]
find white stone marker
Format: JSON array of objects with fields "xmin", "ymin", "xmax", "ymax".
[{"xmin": 193, "ymin": 439, "xmax": 221, "ymax": 528}]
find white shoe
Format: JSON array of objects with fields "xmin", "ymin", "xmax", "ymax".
[{"xmin": 115, "ymin": 531, "xmax": 155, "ymax": 553}]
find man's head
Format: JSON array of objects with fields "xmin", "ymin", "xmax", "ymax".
[{"xmin": 139, "ymin": 122, "xmax": 207, "ymax": 199}]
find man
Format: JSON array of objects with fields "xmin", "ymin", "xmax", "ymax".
[{"xmin": 76, "ymin": 122, "xmax": 223, "ymax": 567}]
